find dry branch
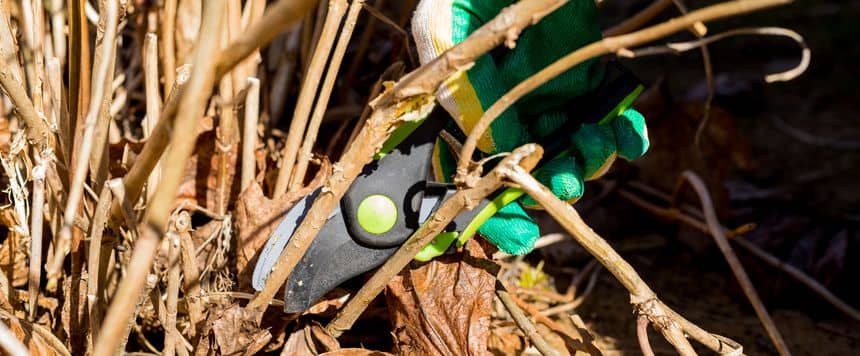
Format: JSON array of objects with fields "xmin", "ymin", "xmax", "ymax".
[
  {"xmin": 455, "ymin": 0, "xmax": 792, "ymax": 184},
  {"xmin": 497, "ymin": 281, "xmax": 560, "ymax": 356},
  {"xmin": 500, "ymin": 163, "xmax": 741, "ymax": 355}
]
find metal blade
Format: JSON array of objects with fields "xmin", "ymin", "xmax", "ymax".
[{"xmin": 252, "ymin": 188, "xmax": 321, "ymax": 291}]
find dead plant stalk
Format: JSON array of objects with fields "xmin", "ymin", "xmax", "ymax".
[
  {"xmin": 289, "ymin": 0, "xmax": 364, "ymax": 191},
  {"xmin": 274, "ymin": 0, "xmax": 349, "ymax": 196}
]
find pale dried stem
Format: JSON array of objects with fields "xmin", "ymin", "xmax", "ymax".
[
  {"xmin": 497, "ymin": 282, "xmax": 560, "ymax": 356},
  {"xmin": 28, "ymin": 160, "xmax": 47, "ymax": 320},
  {"xmin": 164, "ymin": 231, "xmax": 181, "ymax": 356},
  {"xmin": 241, "ymin": 77, "xmax": 261, "ymax": 190},
  {"xmin": 674, "ymin": 171, "xmax": 791, "ymax": 356},
  {"xmin": 177, "ymin": 220, "xmax": 203, "ymax": 335},
  {"xmin": 0, "ymin": 321, "xmax": 28, "ymax": 356},
  {"xmin": 93, "ymin": 1, "xmax": 226, "ymax": 355},
  {"xmin": 502, "ymin": 165, "xmax": 740, "ymax": 355},
  {"xmin": 46, "ymin": 58, "xmax": 68, "ymax": 163},
  {"xmin": 50, "ymin": 0, "xmax": 120, "ymax": 290},
  {"xmin": 87, "ymin": 181, "xmax": 113, "ymax": 347},
  {"xmin": 325, "ymin": 144, "xmax": 543, "ymax": 337},
  {"xmin": 88, "ymin": 0, "xmax": 121, "ymax": 190},
  {"xmin": 637, "ymin": 314, "xmax": 656, "ymax": 356},
  {"xmin": 456, "ymin": 0, "xmax": 792, "ymax": 183},
  {"xmin": 143, "ymin": 33, "xmax": 162, "ymax": 202},
  {"xmin": 162, "ymin": 0, "xmax": 178, "ymax": 94},
  {"xmin": 47, "ymin": 0, "xmax": 66, "ymax": 66},
  {"xmin": 214, "ymin": 0, "xmax": 319, "ymax": 80},
  {"xmin": 290, "ymin": 0, "xmax": 364, "ymax": 190},
  {"xmin": 0, "ymin": 46, "xmax": 52, "ymax": 150},
  {"xmin": 275, "ymin": 0, "xmax": 349, "ymax": 196}
]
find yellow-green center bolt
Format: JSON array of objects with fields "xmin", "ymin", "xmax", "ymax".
[{"xmin": 356, "ymin": 194, "xmax": 397, "ymax": 235}]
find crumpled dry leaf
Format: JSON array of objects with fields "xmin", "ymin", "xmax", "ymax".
[
  {"xmin": 385, "ymin": 238, "xmax": 498, "ymax": 356},
  {"xmin": 197, "ymin": 303, "xmax": 270, "ymax": 356},
  {"xmin": 281, "ymin": 321, "xmax": 340, "ymax": 356},
  {"xmin": 488, "ymin": 328, "xmax": 524, "ymax": 355},
  {"xmin": 0, "ymin": 209, "xmax": 28, "ymax": 287},
  {"xmin": 233, "ymin": 159, "xmax": 330, "ymax": 289},
  {"xmin": 174, "ymin": 115, "xmax": 216, "ymax": 208},
  {"xmin": 2, "ymin": 315, "xmax": 55, "ymax": 355}
]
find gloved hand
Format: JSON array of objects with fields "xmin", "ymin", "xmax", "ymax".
[{"xmin": 412, "ymin": 0, "xmax": 650, "ymax": 255}]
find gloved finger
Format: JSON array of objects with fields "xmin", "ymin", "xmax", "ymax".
[
  {"xmin": 478, "ymin": 202, "xmax": 540, "ymax": 256},
  {"xmin": 571, "ymin": 123, "xmax": 618, "ymax": 180},
  {"xmin": 612, "ymin": 107, "xmax": 650, "ymax": 161},
  {"xmin": 519, "ymin": 156, "xmax": 585, "ymax": 209}
]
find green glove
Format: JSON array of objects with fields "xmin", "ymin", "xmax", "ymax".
[{"xmin": 412, "ymin": 0, "xmax": 649, "ymax": 255}]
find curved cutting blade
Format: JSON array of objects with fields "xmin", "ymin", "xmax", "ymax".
[{"xmin": 252, "ymin": 189, "xmax": 321, "ymax": 291}]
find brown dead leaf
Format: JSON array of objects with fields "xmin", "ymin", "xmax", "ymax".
[
  {"xmin": 0, "ymin": 209, "xmax": 28, "ymax": 287},
  {"xmin": 233, "ymin": 159, "xmax": 330, "ymax": 290},
  {"xmin": 488, "ymin": 328, "xmax": 524, "ymax": 356},
  {"xmin": 2, "ymin": 315, "xmax": 55, "ymax": 355},
  {"xmin": 385, "ymin": 239, "xmax": 499, "ymax": 356},
  {"xmin": 0, "ymin": 116, "xmax": 10, "ymax": 153},
  {"xmin": 281, "ymin": 321, "xmax": 340, "ymax": 356},
  {"xmin": 198, "ymin": 303, "xmax": 270, "ymax": 356}
]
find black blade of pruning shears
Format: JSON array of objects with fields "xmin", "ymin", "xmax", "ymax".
[{"xmin": 252, "ymin": 61, "xmax": 644, "ymax": 313}]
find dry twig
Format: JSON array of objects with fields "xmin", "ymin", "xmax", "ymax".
[{"xmin": 455, "ymin": 0, "xmax": 792, "ymax": 185}]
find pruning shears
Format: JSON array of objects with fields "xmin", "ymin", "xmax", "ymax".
[{"xmin": 252, "ymin": 62, "xmax": 644, "ymax": 313}]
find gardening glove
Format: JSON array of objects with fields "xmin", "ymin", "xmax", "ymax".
[{"xmin": 412, "ymin": 0, "xmax": 650, "ymax": 255}]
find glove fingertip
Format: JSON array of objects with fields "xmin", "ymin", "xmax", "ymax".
[
  {"xmin": 613, "ymin": 108, "xmax": 650, "ymax": 161},
  {"xmin": 478, "ymin": 203, "xmax": 540, "ymax": 255},
  {"xmin": 520, "ymin": 157, "xmax": 584, "ymax": 208}
]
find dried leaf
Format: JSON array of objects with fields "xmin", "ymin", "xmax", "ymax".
[
  {"xmin": 2, "ymin": 315, "xmax": 55, "ymax": 355},
  {"xmin": 0, "ymin": 209, "xmax": 27, "ymax": 287},
  {"xmin": 281, "ymin": 321, "xmax": 340, "ymax": 356},
  {"xmin": 385, "ymin": 239, "xmax": 498, "ymax": 356},
  {"xmin": 488, "ymin": 328, "xmax": 524, "ymax": 355},
  {"xmin": 200, "ymin": 303, "xmax": 271, "ymax": 356},
  {"xmin": 233, "ymin": 159, "xmax": 330, "ymax": 289}
]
